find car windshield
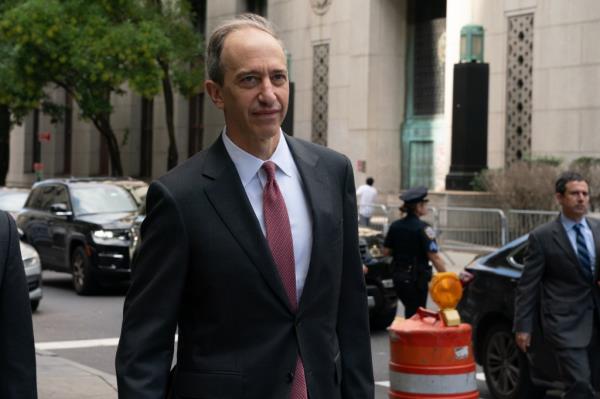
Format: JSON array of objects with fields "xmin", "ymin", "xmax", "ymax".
[
  {"xmin": 0, "ymin": 191, "xmax": 29, "ymax": 212},
  {"xmin": 70, "ymin": 185, "xmax": 137, "ymax": 215}
]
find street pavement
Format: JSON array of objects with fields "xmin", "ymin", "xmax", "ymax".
[{"xmin": 33, "ymin": 250, "xmax": 493, "ymax": 399}]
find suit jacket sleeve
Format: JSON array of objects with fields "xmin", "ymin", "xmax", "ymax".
[
  {"xmin": 0, "ymin": 212, "xmax": 37, "ymax": 399},
  {"xmin": 116, "ymin": 181, "xmax": 188, "ymax": 398},
  {"xmin": 337, "ymin": 158, "xmax": 375, "ymax": 398},
  {"xmin": 514, "ymin": 232, "xmax": 545, "ymax": 334}
]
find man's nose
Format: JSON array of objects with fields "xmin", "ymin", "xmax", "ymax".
[{"xmin": 258, "ymin": 78, "xmax": 276, "ymax": 104}]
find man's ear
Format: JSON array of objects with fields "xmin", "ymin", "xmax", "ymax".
[{"xmin": 205, "ymin": 80, "xmax": 225, "ymax": 110}]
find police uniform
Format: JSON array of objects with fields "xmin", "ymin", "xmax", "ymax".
[{"xmin": 384, "ymin": 187, "xmax": 439, "ymax": 318}]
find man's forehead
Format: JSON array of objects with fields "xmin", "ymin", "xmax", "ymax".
[
  {"xmin": 224, "ymin": 27, "xmax": 284, "ymax": 54},
  {"xmin": 565, "ymin": 180, "xmax": 589, "ymax": 191}
]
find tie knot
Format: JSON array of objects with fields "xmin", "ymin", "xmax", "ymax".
[
  {"xmin": 262, "ymin": 161, "xmax": 276, "ymax": 182},
  {"xmin": 574, "ymin": 223, "xmax": 584, "ymax": 232}
]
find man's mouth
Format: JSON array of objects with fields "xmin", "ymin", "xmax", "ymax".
[{"xmin": 253, "ymin": 109, "xmax": 280, "ymax": 116}]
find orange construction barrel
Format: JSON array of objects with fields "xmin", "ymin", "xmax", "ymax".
[{"xmin": 388, "ymin": 308, "xmax": 478, "ymax": 399}]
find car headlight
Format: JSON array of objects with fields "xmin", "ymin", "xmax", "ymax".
[
  {"xmin": 369, "ymin": 244, "xmax": 383, "ymax": 258},
  {"xmin": 20, "ymin": 241, "xmax": 41, "ymax": 274},
  {"xmin": 92, "ymin": 230, "xmax": 131, "ymax": 246},
  {"xmin": 23, "ymin": 253, "xmax": 41, "ymax": 272}
]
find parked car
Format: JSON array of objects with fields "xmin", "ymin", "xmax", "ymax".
[
  {"xmin": 0, "ymin": 187, "xmax": 30, "ymax": 219},
  {"xmin": 457, "ymin": 235, "xmax": 562, "ymax": 399},
  {"xmin": 0, "ymin": 187, "xmax": 43, "ymax": 310},
  {"xmin": 20, "ymin": 240, "xmax": 43, "ymax": 311},
  {"xmin": 130, "ymin": 204, "xmax": 397, "ymax": 329},
  {"xmin": 17, "ymin": 178, "xmax": 148, "ymax": 295}
]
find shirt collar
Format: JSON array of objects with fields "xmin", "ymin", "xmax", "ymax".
[
  {"xmin": 222, "ymin": 128, "xmax": 294, "ymax": 187},
  {"xmin": 560, "ymin": 213, "xmax": 588, "ymax": 230}
]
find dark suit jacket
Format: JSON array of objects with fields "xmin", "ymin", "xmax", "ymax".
[
  {"xmin": 0, "ymin": 210, "xmax": 37, "ymax": 399},
  {"xmin": 116, "ymin": 134, "xmax": 374, "ymax": 399},
  {"xmin": 515, "ymin": 216, "xmax": 600, "ymax": 349}
]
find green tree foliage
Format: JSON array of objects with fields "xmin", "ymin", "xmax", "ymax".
[
  {"xmin": 0, "ymin": 0, "xmax": 203, "ymax": 178},
  {"xmin": 138, "ymin": 0, "xmax": 204, "ymax": 170}
]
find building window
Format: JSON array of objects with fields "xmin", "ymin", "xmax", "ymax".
[
  {"xmin": 505, "ymin": 14, "xmax": 533, "ymax": 166},
  {"xmin": 63, "ymin": 93, "xmax": 73, "ymax": 175},
  {"xmin": 189, "ymin": 0, "xmax": 206, "ymax": 34},
  {"xmin": 312, "ymin": 43, "xmax": 329, "ymax": 146},
  {"xmin": 412, "ymin": 1, "xmax": 446, "ymax": 116},
  {"xmin": 24, "ymin": 109, "xmax": 42, "ymax": 173},
  {"xmin": 246, "ymin": 0, "xmax": 267, "ymax": 16},
  {"xmin": 188, "ymin": 92, "xmax": 204, "ymax": 157},
  {"xmin": 140, "ymin": 98, "xmax": 153, "ymax": 177}
]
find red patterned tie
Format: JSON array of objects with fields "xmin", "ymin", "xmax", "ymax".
[{"xmin": 262, "ymin": 161, "xmax": 308, "ymax": 399}]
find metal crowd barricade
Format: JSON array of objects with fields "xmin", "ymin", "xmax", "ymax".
[
  {"xmin": 506, "ymin": 209, "xmax": 558, "ymax": 241},
  {"xmin": 424, "ymin": 207, "xmax": 507, "ymax": 249},
  {"xmin": 367, "ymin": 204, "xmax": 395, "ymax": 235},
  {"xmin": 364, "ymin": 204, "xmax": 565, "ymax": 249}
]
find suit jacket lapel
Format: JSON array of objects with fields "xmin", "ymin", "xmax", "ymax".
[
  {"xmin": 202, "ymin": 136, "xmax": 292, "ymax": 310},
  {"xmin": 552, "ymin": 217, "xmax": 580, "ymax": 268},
  {"xmin": 587, "ymin": 217, "xmax": 600, "ymax": 280},
  {"xmin": 285, "ymin": 136, "xmax": 332, "ymax": 312}
]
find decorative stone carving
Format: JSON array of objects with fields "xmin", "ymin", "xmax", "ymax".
[
  {"xmin": 505, "ymin": 14, "xmax": 534, "ymax": 166},
  {"xmin": 311, "ymin": 43, "xmax": 329, "ymax": 146},
  {"xmin": 311, "ymin": 0, "xmax": 332, "ymax": 16}
]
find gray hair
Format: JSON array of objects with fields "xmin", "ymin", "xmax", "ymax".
[{"xmin": 206, "ymin": 13, "xmax": 284, "ymax": 85}]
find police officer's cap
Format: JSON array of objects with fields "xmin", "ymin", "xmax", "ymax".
[{"xmin": 400, "ymin": 186, "xmax": 429, "ymax": 204}]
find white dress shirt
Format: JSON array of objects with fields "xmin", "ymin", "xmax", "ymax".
[
  {"xmin": 356, "ymin": 184, "xmax": 378, "ymax": 217},
  {"xmin": 222, "ymin": 130, "xmax": 313, "ymax": 301}
]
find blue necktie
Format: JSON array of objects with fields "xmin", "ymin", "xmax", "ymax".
[{"xmin": 573, "ymin": 223, "xmax": 593, "ymax": 280}]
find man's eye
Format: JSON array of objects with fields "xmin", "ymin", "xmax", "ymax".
[
  {"xmin": 272, "ymin": 74, "xmax": 287, "ymax": 85},
  {"xmin": 240, "ymin": 76, "xmax": 258, "ymax": 85}
]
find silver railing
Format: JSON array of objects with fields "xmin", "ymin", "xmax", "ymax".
[
  {"xmin": 506, "ymin": 210, "xmax": 558, "ymax": 241},
  {"xmin": 361, "ymin": 204, "xmax": 570, "ymax": 249},
  {"xmin": 423, "ymin": 207, "xmax": 507, "ymax": 249}
]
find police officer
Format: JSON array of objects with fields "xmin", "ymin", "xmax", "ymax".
[{"xmin": 383, "ymin": 186, "xmax": 447, "ymax": 318}]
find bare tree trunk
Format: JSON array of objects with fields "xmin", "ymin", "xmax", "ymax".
[
  {"xmin": 160, "ymin": 61, "xmax": 178, "ymax": 170},
  {"xmin": 91, "ymin": 115, "xmax": 124, "ymax": 176},
  {"xmin": 0, "ymin": 105, "xmax": 10, "ymax": 186}
]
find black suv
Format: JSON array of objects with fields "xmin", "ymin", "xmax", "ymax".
[
  {"xmin": 358, "ymin": 227, "xmax": 397, "ymax": 329},
  {"xmin": 457, "ymin": 235, "xmax": 562, "ymax": 399},
  {"xmin": 17, "ymin": 178, "xmax": 148, "ymax": 294}
]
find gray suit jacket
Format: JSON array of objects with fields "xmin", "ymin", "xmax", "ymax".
[
  {"xmin": 116, "ymin": 134, "xmax": 374, "ymax": 399},
  {"xmin": 0, "ymin": 210, "xmax": 37, "ymax": 398},
  {"xmin": 514, "ymin": 216, "xmax": 600, "ymax": 348}
]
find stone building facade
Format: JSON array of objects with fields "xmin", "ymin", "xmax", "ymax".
[{"xmin": 6, "ymin": 0, "xmax": 600, "ymax": 198}]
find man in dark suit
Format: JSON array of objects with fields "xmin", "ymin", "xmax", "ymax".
[
  {"xmin": 116, "ymin": 13, "xmax": 374, "ymax": 399},
  {"xmin": 0, "ymin": 210, "xmax": 37, "ymax": 399},
  {"xmin": 515, "ymin": 171, "xmax": 600, "ymax": 398}
]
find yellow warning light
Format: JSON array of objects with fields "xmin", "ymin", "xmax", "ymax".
[{"xmin": 429, "ymin": 272, "xmax": 463, "ymax": 326}]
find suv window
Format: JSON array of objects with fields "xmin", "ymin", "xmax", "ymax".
[
  {"xmin": 70, "ymin": 184, "xmax": 137, "ymax": 215},
  {"xmin": 26, "ymin": 187, "xmax": 45, "ymax": 210},
  {"xmin": 38, "ymin": 185, "xmax": 70, "ymax": 212}
]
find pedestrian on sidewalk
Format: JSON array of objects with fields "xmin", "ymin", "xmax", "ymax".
[
  {"xmin": 0, "ymin": 210, "xmax": 37, "ymax": 399},
  {"xmin": 356, "ymin": 177, "xmax": 378, "ymax": 227},
  {"xmin": 116, "ymin": 13, "xmax": 374, "ymax": 399},
  {"xmin": 515, "ymin": 171, "xmax": 600, "ymax": 399},
  {"xmin": 383, "ymin": 186, "xmax": 447, "ymax": 318}
]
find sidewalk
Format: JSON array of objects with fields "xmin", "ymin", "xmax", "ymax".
[{"xmin": 37, "ymin": 350, "xmax": 117, "ymax": 399}]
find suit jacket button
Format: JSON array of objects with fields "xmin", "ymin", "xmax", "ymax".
[{"xmin": 286, "ymin": 371, "xmax": 295, "ymax": 383}]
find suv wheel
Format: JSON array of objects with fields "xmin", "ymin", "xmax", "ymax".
[
  {"xmin": 482, "ymin": 323, "xmax": 545, "ymax": 399},
  {"xmin": 71, "ymin": 246, "xmax": 96, "ymax": 295}
]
